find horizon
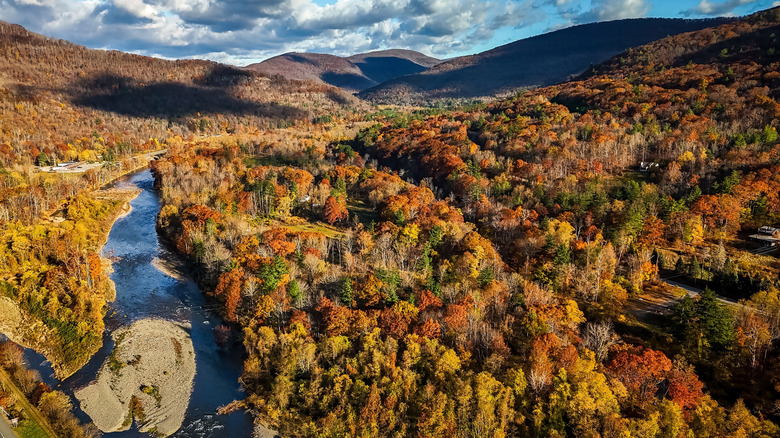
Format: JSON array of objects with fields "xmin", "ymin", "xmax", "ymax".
[{"xmin": 0, "ymin": 0, "xmax": 777, "ymax": 66}]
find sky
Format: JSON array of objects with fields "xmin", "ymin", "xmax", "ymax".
[{"xmin": 0, "ymin": 0, "xmax": 777, "ymax": 66}]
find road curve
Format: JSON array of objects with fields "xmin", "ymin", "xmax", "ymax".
[{"xmin": 663, "ymin": 279, "xmax": 749, "ymax": 310}]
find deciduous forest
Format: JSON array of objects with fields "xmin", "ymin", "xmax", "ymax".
[{"xmin": 2, "ymin": 5, "xmax": 780, "ymax": 438}]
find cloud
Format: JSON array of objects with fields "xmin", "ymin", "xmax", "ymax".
[
  {"xmin": 575, "ymin": 0, "xmax": 651, "ymax": 22},
  {"xmin": 171, "ymin": 0, "xmax": 292, "ymax": 32},
  {"xmin": 0, "ymin": 0, "xmax": 550, "ymax": 63},
  {"xmin": 683, "ymin": 0, "xmax": 756, "ymax": 16},
  {"xmin": 0, "ymin": 0, "xmax": 754, "ymax": 65}
]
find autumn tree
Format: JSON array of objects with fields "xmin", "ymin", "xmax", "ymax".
[{"xmin": 323, "ymin": 195, "xmax": 348, "ymax": 224}]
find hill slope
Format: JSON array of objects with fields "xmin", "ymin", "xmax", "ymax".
[
  {"xmin": 147, "ymin": 6, "xmax": 780, "ymax": 437},
  {"xmin": 246, "ymin": 49, "xmax": 441, "ymax": 92},
  {"xmin": 359, "ymin": 17, "xmax": 734, "ymax": 104},
  {"xmin": 0, "ymin": 20, "xmax": 362, "ymax": 166}
]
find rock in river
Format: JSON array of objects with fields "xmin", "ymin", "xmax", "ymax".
[{"xmin": 75, "ymin": 318, "xmax": 196, "ymax": 437}]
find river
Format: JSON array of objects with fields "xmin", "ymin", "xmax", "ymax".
[{"xmin": 22, "ymin": 170, "xmax": 255, "ymax": 437}]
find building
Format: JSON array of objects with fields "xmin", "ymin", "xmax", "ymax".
[
  {"xmin": 639, "ymin": 161, "xmax": 660, "ymax": 172},
  {"xmin": 749, "ymin": 226, "xmax": 780, "ymax": 246}
]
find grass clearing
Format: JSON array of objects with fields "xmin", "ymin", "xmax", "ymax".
[
  {"xmin": 281, "ymin": 220, "xmax": 346, "ymax": 239},
  {"xmin": 16, "ymin": 420, "xmax": 49, "ymax": 438},
  {"xmin": 347, "ymin": 199, "xmax": 378, "ymax": 225}
]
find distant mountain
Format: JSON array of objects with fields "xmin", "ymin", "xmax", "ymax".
[
  {"xmin": 0, "ymin": 20, "xmax": 362, "ymax": 154},
  {"xmin": 359, "ymin": 17, "xmax": 735, "ymax": 105},
  {"xmin": 346, "ymin": 50, "xmax": 441, "ymax": 85},
  {"xmin": 246, "ymin": 49, "xmax": 441, "ymax": 92}
]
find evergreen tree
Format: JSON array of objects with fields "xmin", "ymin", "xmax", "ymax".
[
  {"xmin": 675, "ymin": 256, "xmax": 688, "ymax": 275},
  {"xmin": 340, "ymin": 276, "xmax": 353, "ymax": 306},
  {"xmin": 553, "ymin": 243, "xmax": 571, "ymax": 266},
  {"xmin": 696, "ymin": 288, "xmax": 735, "ymax": 351},
  {"xmin": 288, "ymin": 279, "xmax": 301, "ymax": 306},
  {"xmin": 690, "ymin": 257, "xmax": 702, "ymax": 281}
]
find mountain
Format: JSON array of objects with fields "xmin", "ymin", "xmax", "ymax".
[
  {"xmin": 0, "ymin": 20, "xmax": 362, "ymax": 161},
  {"xmin": 245, "ymin": 49, "xmax": 441, "ymax": 92},
  {"xmin": 358, "ymin": 17, "xmax": 735, "ymax": 105},
  {"xmin": 150, "ymin": 6, "xmax": 780, "ymax": 437},
  {"xmin": 346, "ymin": 49, "xmax": 441, "ymax": 85}
]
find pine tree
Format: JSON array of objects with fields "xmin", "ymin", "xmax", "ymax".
[
  {"xmin": 288, "ymin": 279, "xmax": 301, "ymax": 306},
  {"xmin": 675, "ymin": 256, "xmax": 688, "ymax": 275},
  {"xmin": 696, "ymin": 288, "xmax": 735, "ymax": 351},
  {"xmin": 691, "ymin": 257, "xmax": 702, "ymax": 281},
  {"xmin": 340, "ymin": 276, "xmax": 353, "ymax": 306}
]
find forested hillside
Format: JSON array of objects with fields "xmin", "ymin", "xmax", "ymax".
[
  {"xmin": 246, "ymin": 50, "xmax": 441, "ymax": 92},
  {"xmin": 0, "ymin": 19, "xmax": 361, "ymax": 395},
  {"xmin": 0, "ymin": 20, "xmax": 362, "ymax": 172},
  {"xmin": 147, "ymin": 7, "xmax": 780, "ymax": 437},
  {"xmin": 359, "ymin": 16, "xmax": 733, "ymax": 105}
]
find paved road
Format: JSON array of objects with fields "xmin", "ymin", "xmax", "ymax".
[
  {"xmin": 663, "ymin": 279, "xmax": 746, "ymax": 308},
  {"xmin": 664, "ymin": 280, "xmax": 764, "ymax": 313},
  {"xmin": 0, "ymin": 414, "xmax": 18, "ymax": 438}
]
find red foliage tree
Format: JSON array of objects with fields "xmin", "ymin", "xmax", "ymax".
[
  {"xmin": 324, "ymin": 196, "xmax": 348, "ymax": 225},
  {"xmin": 214, "ymin": 268, "xmax": 244, "ymax": 322},
  {"xmin": 607, "ymin": 346, "xmax": 673, "ymax": 410}
]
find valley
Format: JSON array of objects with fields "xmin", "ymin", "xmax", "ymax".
[{"xmin": 0, "ymin": 4, "xmax": 780, "ymax": 438}]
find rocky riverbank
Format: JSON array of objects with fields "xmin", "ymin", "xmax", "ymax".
[{"xmin": 75, "ymin": 318, "xmax": 196, "ymax": 437}]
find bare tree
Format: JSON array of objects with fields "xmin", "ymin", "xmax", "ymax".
[{"xmin": 582, "ymin": 321, "xmax": 618, "ymax": 362}]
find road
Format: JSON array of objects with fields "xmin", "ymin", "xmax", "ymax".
[
  {"xmin": 627, "ymin": 278, "xmax": 752, "ymax": 324},
  {"xmin": 663, "ymin": 279, "xmax": 741, "ymax": 307},
  {"xmin": 0, "ymin": 368, "xmax": 56, "ymax": 438},
  {"xmin": 0, "ymin": 413, "xmax": 18, "ymax": 438}
]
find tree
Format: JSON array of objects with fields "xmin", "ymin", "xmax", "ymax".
[
  {"xmin": 607, "ymin": 346, "xmax": 672, "ymax": 410},
  {"xmin": 324, "ymin": 195, "xmax": 348, "ymax": 225},
  {"xmin": 340, "ymin": 276, "xmax": 353, "ymax": 306},
  {"xmin": 287, "ymin": 279, "xmax": 301, "ymax": 306},
  {"xmin": 666, "ymin": 362, "xmax": 703, "ymax": 410},
  {"xmin": 697, "ymin": 288, "xmax": 735, "ymax": 351},
  {"xmin": 582, "ymin": 321, "xmax": 617, "ymax": 361},
  {"xmin": 682, "ymin": 216, "xmax": 704, "ymax": 246},
  {"xmin": 215, "ymin": 268, "xmax": 244, "ymax": 322},
  {"xmin": 257, "ymin": 256, "xmax": 289, "ymax": 294},
  {"xmin": 672, "ymin": 289, "xmax": 735, "ymax": 361}
]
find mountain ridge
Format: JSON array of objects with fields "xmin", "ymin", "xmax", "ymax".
[
  {"xmin": 245, "ymin": 49, "xmax": 441, "ymax": 92},
  {"xmin": 358, "ymin": 16, "xmax": 736, "ymax": 105}
]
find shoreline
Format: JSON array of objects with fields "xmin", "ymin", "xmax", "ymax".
[
  {"xmin": 151, "ymin": 248, "xmax": 189, "ymax": 282},
  {"xmin": 75, "ymin": 318, "xmax": 196, "ymax": 437},
  {"xmin": 0, "ymin": 177, "xmax": 145, "ymax": 380}
]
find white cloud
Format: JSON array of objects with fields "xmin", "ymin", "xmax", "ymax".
[
  {"xmin": 1, "ymin": 0, "xmax": 548, "ymax": 63},
  {"xmin": 685, "ymin": 0, "xmax": 756, "ymax": 15},
  {"xmin": 582, "ymin": 0, "xmax": 651, "ymax": 21},
  {"xmin": 0, "ymin": 0, "xmax": 755, "ymax": 65}
]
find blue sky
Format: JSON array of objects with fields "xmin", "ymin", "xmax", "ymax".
[
  {"xmin": 0, "ymin": 0, "xmax": 776, "ymax": 65},
  {"xmin": 462, "ymin": 0, "xmax": 778, "ymax": 55}
]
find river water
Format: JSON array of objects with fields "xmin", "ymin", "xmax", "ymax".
[{"xmin": 22, "ymin": 170, "xmax": 255, "ymax": 437}]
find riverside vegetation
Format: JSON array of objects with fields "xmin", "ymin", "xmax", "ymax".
[
  {"xmin": 149, "ymin": 7, "xmax": 780, "ymax": 437},
  {"xmin": 2, "ymin": 5, "xmax": 780, "ymax": 438}
]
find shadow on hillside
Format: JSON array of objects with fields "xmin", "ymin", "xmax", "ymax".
[
  {"xmin": 320, "ymin": 72, "xmax": 376, "ymax": 91},
  {"xmin": 69, "ymin": 73, "xmax": 306, "ymax": 120},
  {"xmin": 327, "ymin": 89, "xmax": 352, "ymax": 105},
  {"xmin": 354, "ymin": 57, "xmax": 429, "ymax": 84},
  {"xmin": 195, "ymin": 64, "xmax": 254, "ymax": 86}
]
